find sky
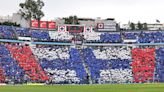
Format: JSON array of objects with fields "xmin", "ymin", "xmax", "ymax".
[{"xmin": 0, "ymin": 0, "xmax": 164, "ymax": 24}]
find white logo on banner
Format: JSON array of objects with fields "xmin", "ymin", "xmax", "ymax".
[
  {"xmin": 97, "ymin": 23, "xmax": 104, "ymax": 29},
  {"xmin": 84, "ymin": 26, "xmax": 93, "ymax": 32},
  {"xmin": 58, "ymin": 26, "xmax": 67, "ymax": 32}
]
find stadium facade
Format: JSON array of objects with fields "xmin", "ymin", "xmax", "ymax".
[{"xmin": 122, "ymin": 23, "xmax": 164, "ymax": 30}]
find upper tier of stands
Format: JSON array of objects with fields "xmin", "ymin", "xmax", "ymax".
[{"xmin": 1, "ymin": 25, "xmax": 164, "ymax": 43}]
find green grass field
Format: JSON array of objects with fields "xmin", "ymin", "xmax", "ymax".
[{"xmin": 1, "ymin": 84, "xmax": 164, "ymax": 92}]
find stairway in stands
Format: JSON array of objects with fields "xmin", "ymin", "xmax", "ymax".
[
  {"xmin": 7, "ymin": 44, "xmax": 49, "ymax": 82},
  {"xmin": 76, "ymin": 45, "xmax": 92, "ymax": 84}
]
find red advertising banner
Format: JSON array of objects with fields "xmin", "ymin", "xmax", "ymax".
[
  {"xmin": 31, "ymin": 20, "xmax": 56, "ymax": 29},
  {"xmin": 40, "ymin": 21, "xmax": 47, "ymax": 28},
  {"xmin": 31, "ymin": 20, "xmax": 39, "ymax": 28},
  {"xmin": 48, "ymin": 21, "xmax": 56, "ymax": 29}
]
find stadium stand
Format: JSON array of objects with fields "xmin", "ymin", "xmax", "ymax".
[
  {"xmin": 123, "ymin": 32, "xmax": 139, "ymax": 40},
  {"xmin": 0, "ymin": 67, "xmax": 5, "ymax": 83},
  {"xmin": 131, "ymin": 48, "xmax": 155, "ymax": 83},
  {"xmin": 0, "ymin": 44, "xmax": 25, "ymax": 83},
  {"xmin": 138, "ymin": 31, "xmax": 164, "ymax": 43},
  {"xmin": 84, "ymin": 32, "xmax": 121, "ymax": 43},
  {"xmin": 123, "ymin": 31, "xmax": 164, "ymax": 43},
  {"xmin": 31, "ymin": 30, "xmax": 51, "ymax": 41},
  {"xmin": 100, "ymin": 33, "xmax": 121, "ymax": 43},
  {"xmin": 49, "ymin": 31, "xmax": 73, "ymax": 42},
  {"xmin": 31, "ymin": 45, "xmax": 87, "ymax": 84},
  {"xmin": 15, "ymin": 28, "xmax": 31, "ymax": 37},
  {"xmin": 0, "ymin": 26, "xmax": 17, "ymax": 39},
  {"xmin": 1, "ymin": 25, "xmax": 164, "ymax": 84},
  {"xmin": 155, "ymin": 47, "xmax": 164, "ymax": 82},
  {"xmin": 7, "ymin": 44, "xmax": 49, "ymax": 82},
  {"xmin": 83, "ymin": 31, "xmax": 101, "ymax": 43},
  {"xmin": 82, "ymin": 47, "xmax": 132, "ymax": 84}
]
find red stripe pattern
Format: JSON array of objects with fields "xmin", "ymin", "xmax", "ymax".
[
  {"xmin": 7, "ymin": 44, "xmax": 49, "ymax": 81},
  {"xmin": 132, "ymin": 48, "xmax": 155, "ymax": 83}
]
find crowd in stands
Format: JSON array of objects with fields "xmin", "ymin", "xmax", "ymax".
[
  {"xmin": 1, "ymin": 25, "xmax": 164, "ymax": 84},
  {"xmin": 83, "ymin": 32, "xmax": 121, "ymax": 43},
  {"xmin": 49, "ymin": 31, "xmax": 73, "ymax": 42},
  {"xmin": 131, "ymin": 48, "xmax": 155, "ymax": 83},
  {"xmin": 155, "ymin": 47, "xmax": 164, "ymax": 82},
  {"xmin": 82, "ymin": 47, "xmax": 132, "ymax": 83},
  {"xmin": 123, "ymin": 31, "xmax": 164, "ymax": 43},
  {"xmin": 31, "ymin": 30, "xmax": 51, "ymax": 41},
  {"xmin": 0, "ymin": 68, "xmax": 5, "ymax": 83},
  {"xmin": 7, "ymin": 44, "xmax": 49, "ymax": 82},
  {"xmin": 1, "ymin": 25, "xmax": 164, "ymax": 43},
  {"xmin": 0, "ymin": 26, "xmax": 17, "ymax": 39},
  {"xmin": 0, "ymin": 44, "xmax": 25, "ymax": 83},
  {"xmin": 123, "ymin": 32, "xmax": 139, "ymax": 40},
  {"xmin": 0, "ymin": 42, "xmax": 163, "ymax": 84},
  {"xmin": 31, "ymin": 45, "xmax": 87, "ymax": 84},
  {"xmin": 15, "ymin": 28, "xmax": 31, "ymax": 37}
]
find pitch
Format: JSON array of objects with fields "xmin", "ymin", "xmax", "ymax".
[{"xmin": 0, "ymin": 83, "xmax": 164, "ymax": 92}]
